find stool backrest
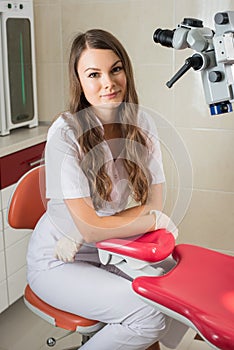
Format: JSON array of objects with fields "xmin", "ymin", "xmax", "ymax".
[{"xmin": 8, "ymin": 165, "xmax": 47, "ymax": 230}]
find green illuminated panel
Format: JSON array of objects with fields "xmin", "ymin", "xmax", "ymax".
[{"xmin": 6, "ymin": 18, "xmax": 34, "ymax": 124}]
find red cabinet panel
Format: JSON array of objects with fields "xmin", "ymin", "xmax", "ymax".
[{"xmin": 0, "ymin": 142, "xmax": 46, "ymax": 189}]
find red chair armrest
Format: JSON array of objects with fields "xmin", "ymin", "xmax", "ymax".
[{"xmin": 96, "ymin": 229, "xmax": 175, "ymax": 262}]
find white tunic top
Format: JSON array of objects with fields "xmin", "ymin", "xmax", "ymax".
[{"xmin": 27, "ymin": 110, "xmax": 165, "ymax": 271}]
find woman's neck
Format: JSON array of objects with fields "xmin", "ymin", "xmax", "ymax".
[{"xmin": 93, "ymin": 104, "xmax": 119, "ymax": 124}]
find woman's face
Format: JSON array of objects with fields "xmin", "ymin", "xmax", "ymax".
[{"xmin": 77, "ymin": 48, "xmax": 127, "ymax": 117}]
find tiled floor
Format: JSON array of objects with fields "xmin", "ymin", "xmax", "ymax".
[{"xmin": 0, "ymin": 298, "xmax": 211, "ymax": 350}]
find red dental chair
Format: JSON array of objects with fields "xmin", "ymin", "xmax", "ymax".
[
  {"xmin": 132, "ymin": 244, "xmax": 234, "ymax": 350},
  {"xmin": 8, "ymin": 165, "xmax": 234, "ymax": 349},
  {"xmin": 97, "ymin": 241, "xmax": 234, "ymax": 350}
]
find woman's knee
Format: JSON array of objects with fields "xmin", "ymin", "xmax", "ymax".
[{"xmin": 125, "ymin": 304, "xmax": 171, "ymax": 341}]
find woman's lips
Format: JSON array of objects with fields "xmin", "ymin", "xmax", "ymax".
[{"xmin": 102, "ymin": 91, "xmax": 120, "ymax": 99}]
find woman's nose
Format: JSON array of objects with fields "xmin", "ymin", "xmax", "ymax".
[{"xmin": 102, "ymin": 74, "xmax": 115, "ymax": 89}]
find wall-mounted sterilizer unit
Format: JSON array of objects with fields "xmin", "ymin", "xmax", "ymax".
[{"xmin": 0, "ymin": 0, "xmax": 38, "ymax": 136}]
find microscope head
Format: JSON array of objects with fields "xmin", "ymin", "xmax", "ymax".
[{"xmin": 153, "ymin": 11, "xmax": 234, "ymax": 115}]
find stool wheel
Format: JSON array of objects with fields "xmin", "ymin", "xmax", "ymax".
[{"xmin": 47, "ymin": 337, "xmax": 56, "ymax": 347}]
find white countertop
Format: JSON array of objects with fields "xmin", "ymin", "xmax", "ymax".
[{"xmin": 0, "ymin": 124, "xmax": 49, "ymax": 157}]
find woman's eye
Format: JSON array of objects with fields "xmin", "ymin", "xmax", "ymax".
[
  {"xmin": 112, "ymin": 66, "xmax": 123, "ymax": 74},
  {"xmin": 88, "ymin": 72, "xmax": 99, "ymax": 78}
]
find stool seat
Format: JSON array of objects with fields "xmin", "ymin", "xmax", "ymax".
[
  {"xmin": 132, "ymin": 244, "xmax": 234, "ymax": 350},
  {"xmin": 24, "ymin": 284, "xmax": 101, "ymax": 333}
]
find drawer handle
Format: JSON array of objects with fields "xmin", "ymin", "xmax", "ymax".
[{"xmin": 29, "ymin": 158, "xmax": 45, "ymax": 167}]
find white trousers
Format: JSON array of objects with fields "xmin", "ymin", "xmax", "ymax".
[{"xmin": 28, "ymin": 261, "xmax": 187, "ymax": 350}]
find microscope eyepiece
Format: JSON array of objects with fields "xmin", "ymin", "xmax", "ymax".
[{"xmin": 153, "ymin": 28, "xmax": 175, "ymax": 48}]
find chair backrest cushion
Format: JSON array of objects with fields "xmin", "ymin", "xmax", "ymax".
[{"xmin": 8, "ymin": 165, "xmax": 47, "ymax": 230}]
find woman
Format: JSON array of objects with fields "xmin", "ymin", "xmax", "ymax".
[{"xmin": 27, "ymin": 29, "xmax": 187, "ymax": 350}]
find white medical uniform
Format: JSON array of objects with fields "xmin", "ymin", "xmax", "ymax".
[{"xmin": 27, "ymin": 111, "xmax": 188, "ymax": 350}]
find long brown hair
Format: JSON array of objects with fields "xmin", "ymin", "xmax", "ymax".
[{"xmin": 65, "ymin": 29, "xmax": 152, "ymax": 209}]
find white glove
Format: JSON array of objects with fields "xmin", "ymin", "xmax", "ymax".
[
  {"xmin": 54, "ymin": 236, "xmax": 82, "ymax": 263},
  {"xmin": 150, "ymin": 210, "xmax": 178, "ymax": 239}
]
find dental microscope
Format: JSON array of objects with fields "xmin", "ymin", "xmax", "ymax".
[{"xmin": 153, "ymin": 11, "xmax": 234, "ymax": 116}]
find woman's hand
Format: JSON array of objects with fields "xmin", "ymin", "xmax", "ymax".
[
  {"xmin": 54, "ymin": 236, "xmax": 82, "ymax": 262},
  {"xmin": 150, "ymin": 210, "xmax": 178, "ymax": 239}
]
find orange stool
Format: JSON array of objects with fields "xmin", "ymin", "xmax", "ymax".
[
  {"xmin": 24, "ymin": 284, "xmax": 102, "ymax": 347},
  {"xmin": 7, "ymin": 165, "xmax": 103, "ymax": 348}
]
